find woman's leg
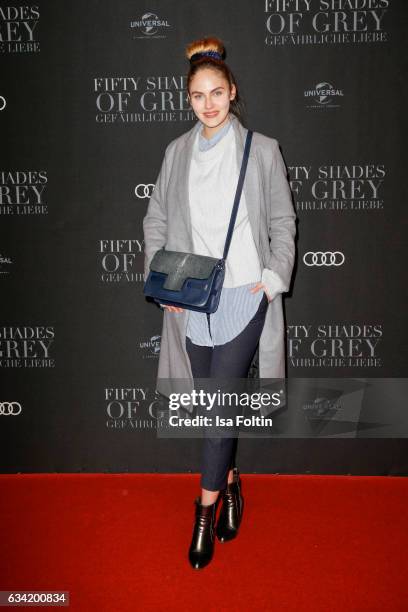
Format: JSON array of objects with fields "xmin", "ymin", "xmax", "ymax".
[
  {"xmin": 186, "ymin": 337, "xmax": 219, "ymax": 505},
  {"xmin": 186, "ymin": 338, "xmax": 234, "ymax": 505},
  {"xmin": 186, "ymin": 294, "xmax": 269, "ymax": 504},
  {"xmin": 203, "ymin": 293, "xmax": 269, "ymax": 493}
]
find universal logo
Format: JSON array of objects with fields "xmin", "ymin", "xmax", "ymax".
[
  {"xmin": 135, "ymin": 183, "xmax": 155, "ymax": 199},
  {"xmin": 0, "ymin": 401, "xmax": 22, "ymax": 415},
  {"xmin": 302, "ymin": 397, "xmax": 341, "ymax": 418},
  {"xmin": 130, "ymin": 12, "xmax": 171, "ymax": 39},
  {"xmin": 0, "ymin": 170, "xmax": 48, "ymax": 216},
  {"xmin": 0, "ymin": 253, "xmax": 12, "ymax": 274},
  {"xmin": 289, "ymin": 163, "xmax": 385, "ymax": 212},
  {"xmin": 302, "ymin": 397, "xmax": 349, "ymax": 435},
  {"xmin": 139, "ymin": 335, "xmax": 161, "ymax": 358},
  {"xmin": 304, "ymin": 82, "xmax": 343, "ymax": 108},
  {"xmin": 0, "ymin": 5, "xmax": 40, "ymax": 53}
]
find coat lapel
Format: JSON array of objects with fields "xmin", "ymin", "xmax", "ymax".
[
  {"xmin": 176, "ymin": 120, "xmax": 200, "ymax": 251},
  {"xmin": 177, "ymin": 112, "xmax": 261, "ymax": 254}
]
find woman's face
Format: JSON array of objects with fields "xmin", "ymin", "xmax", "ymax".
[{"xmin": 188, "ymin": 67, "xmax": 236, "ymax": 133}]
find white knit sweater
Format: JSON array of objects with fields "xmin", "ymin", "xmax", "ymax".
[{"xmin": 188, "ymin": 124, "xmax": 262, "ymax": 287}]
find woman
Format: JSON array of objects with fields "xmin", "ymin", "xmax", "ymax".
[{"xmin": 143, "ymin": 36, "xmax": 296, "ymax": 569}]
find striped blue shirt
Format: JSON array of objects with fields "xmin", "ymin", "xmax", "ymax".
[{"xmin": 186, "ymin": 119, "xmax": 264, "ymax": 347}]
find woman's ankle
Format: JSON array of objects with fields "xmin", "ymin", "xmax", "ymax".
[{"xmin": 201, "ymin": 488, "xmax": 219, "ymax": 506}]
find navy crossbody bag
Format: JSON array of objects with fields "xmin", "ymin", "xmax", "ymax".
[{"xmin": 143, "ymin": 129, "xmax": 253, "ymax": 314}]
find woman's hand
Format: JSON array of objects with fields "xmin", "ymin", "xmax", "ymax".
[
  {"xmin": 249, "ymin": 282, "xmax": 272, "ymax": 302},
  {"xmin": 160, "ymin": 304, "xmax": 185, "ymax": 313}
]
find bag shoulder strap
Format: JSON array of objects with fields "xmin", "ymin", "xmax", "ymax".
[{"xmin": 222, "ymin": 129, "xmax": 253, "ymax": 260}]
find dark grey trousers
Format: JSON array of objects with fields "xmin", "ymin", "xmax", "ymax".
[{"xmin": 186, "ymin": 292, "xmax": 268, "ymax": 491}]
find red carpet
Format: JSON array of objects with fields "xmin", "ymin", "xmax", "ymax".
[{"xmin": 0, "ymin": 474, "xmax": 407, "ymax": 611}]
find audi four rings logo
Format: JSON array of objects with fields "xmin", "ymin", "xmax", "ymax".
[
  {"xmin": 135, "ymin": 183, "xmax": 155, "ymax": 199},
  {"xmin": 303, "ymin": 251, "xmax": 345, "ymax": 266},
  {"xmin": 0, "ymin": 402, "xmax": 22, "ymax": 415}
]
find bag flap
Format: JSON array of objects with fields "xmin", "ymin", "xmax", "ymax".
[{"xmin": 150, "ymin": 249, "xmax": 222, "ymax": 290}]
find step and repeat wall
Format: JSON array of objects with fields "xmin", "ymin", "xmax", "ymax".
[{"xmin": 1, "ymin": 1, "xmax": 407, "ymax": 474}]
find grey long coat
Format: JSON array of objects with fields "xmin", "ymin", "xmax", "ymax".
[{"xmin": 143, "ymin": 112, "xmax": 296, "ymax": 409}]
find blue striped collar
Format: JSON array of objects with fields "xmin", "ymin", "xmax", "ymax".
[{"xmin": 198, "ymin": 118, "xmax": 232, "ymax": 151}]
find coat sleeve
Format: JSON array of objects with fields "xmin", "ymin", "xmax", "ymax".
[
  {"xmin": 260, "ymin": 139, "xmax": 297, "ymax": 301},
  {"xmin": 142, "ymin": 143, "xmax": 172, "ymax": 280}
]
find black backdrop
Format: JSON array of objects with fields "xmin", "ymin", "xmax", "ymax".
[{"xmin": 1, "ymin": 1, "xmax": 407, "ymax": 474}]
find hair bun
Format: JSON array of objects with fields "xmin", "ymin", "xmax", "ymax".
[{"xmin": 185, "ymin": 36, "xmax": 225, "ymax": 64}]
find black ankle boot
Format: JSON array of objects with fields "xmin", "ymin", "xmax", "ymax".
[
  {"xmin": 216, "ymin": 467, "xmax": 243, "ymax": 542},
  {"xmin": 188, "ymin": 496, "xmax": 218, "ymax": 569}
]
